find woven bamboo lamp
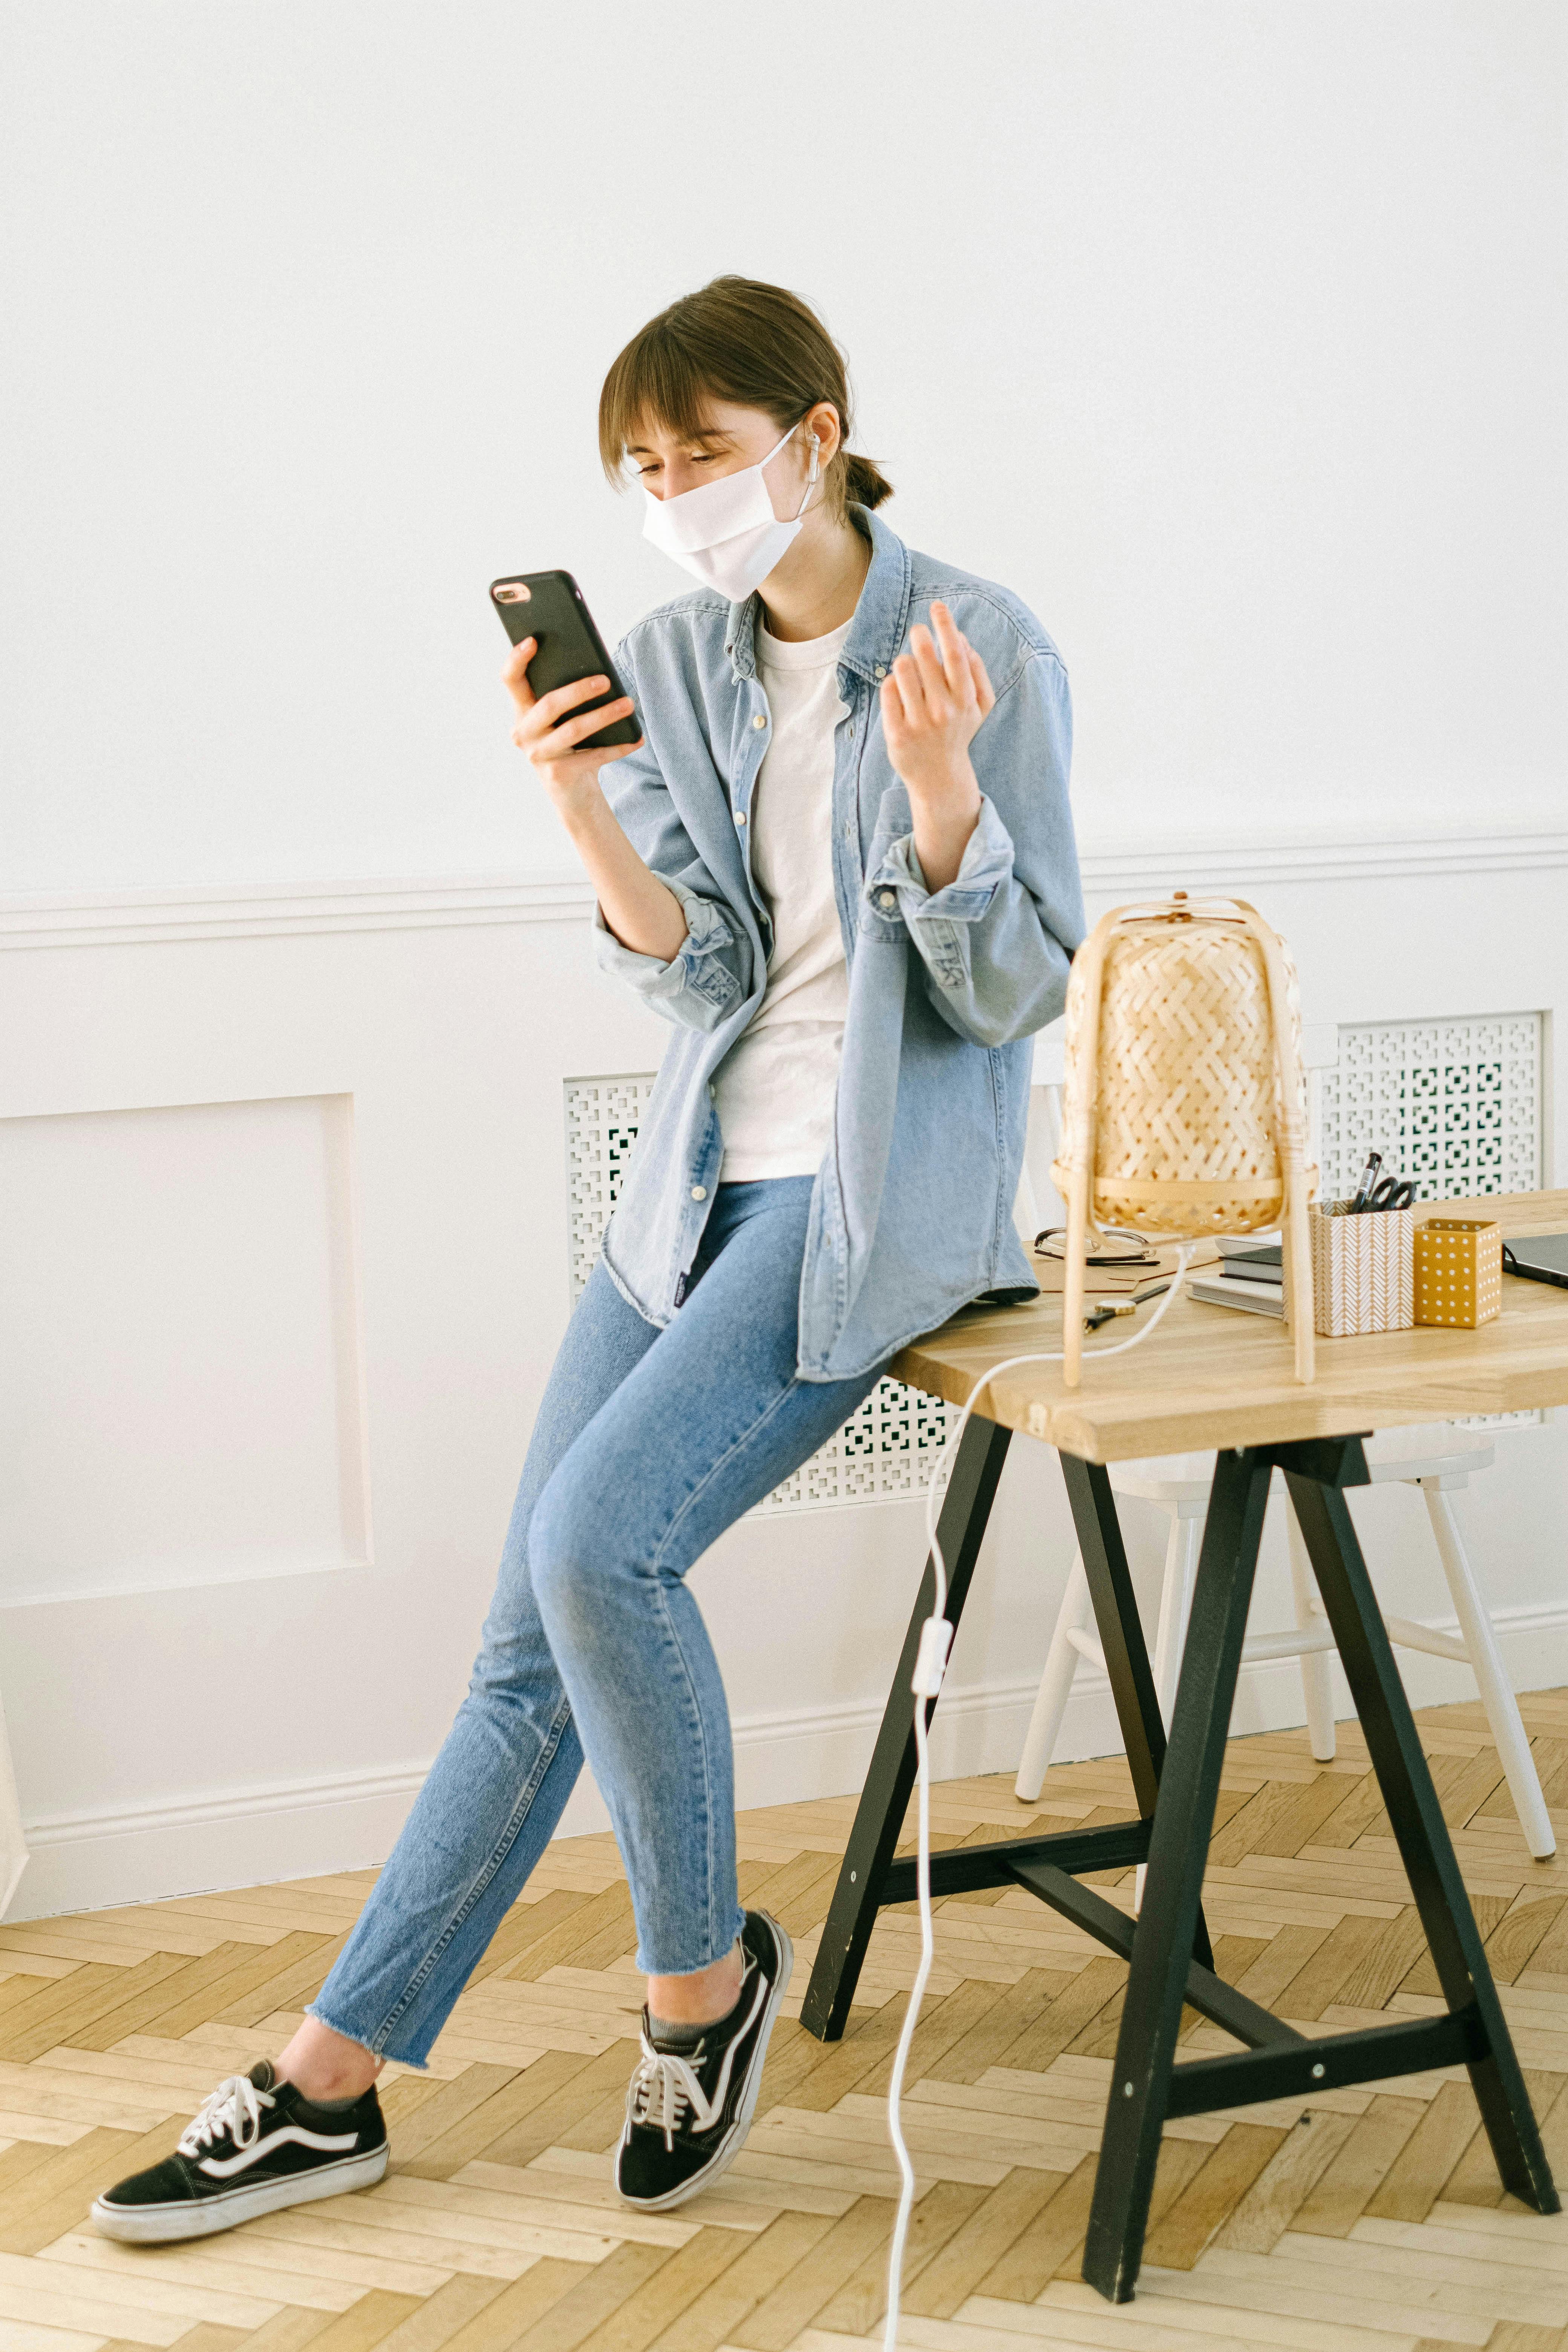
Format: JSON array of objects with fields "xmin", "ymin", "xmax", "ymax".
[{"xmin": 1051, "ymin": 893, "xmax": 1315, "ymax": 1387}]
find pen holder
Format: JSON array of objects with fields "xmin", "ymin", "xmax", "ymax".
[
  {"xmin": 1413, "ymin": 1218, "xmax": 1502, "ymax": 1328},
  {"xmin": 1309, "ymin": 1203, "xmax": 1414, "ymax": 1337}
]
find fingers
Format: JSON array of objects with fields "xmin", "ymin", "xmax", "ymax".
[
  {"xmin": 966, "ymin": 640, "xmax": 995, "ymax": 715},
  {"xmin": 501, "ymin": 637, "xmax": 537, "ymax": 715},
  {"xmin": 516, "ymin": 695, "xmax": 635, "ymax": 759},
  {"xmin": 894, "ymin": 605, "xmax": 982, "ymax": 729},
  {"xmin": 505, "ymin": 660, "xmax": 618, "ymax": 736},
  {"xmin": 906, "ymin": 626, "xmax": 952, "ymax": 719},
  {"xmin": 928, "ymin": 602, "xmax": 972, "ymax": 698},
  {"xmin": 878, "ymin": 673, "xmax": 907, "ymax": 743},
  {"xmin": 886, "ymin": 648, "xmax": 928, "ymax": 729},
  {"xmin": 535, "ymin": 674, "xmax": 616, "ymax": 727}
]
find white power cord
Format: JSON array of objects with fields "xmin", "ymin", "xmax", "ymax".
[{"xmin": 880, "ymin": 1243, "xmax": 1194, "ymax": 2349}]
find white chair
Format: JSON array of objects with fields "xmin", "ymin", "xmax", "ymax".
[{"xmin": 1015, "ymin": 1427, "xmax": 1556, "ymax": 1860}]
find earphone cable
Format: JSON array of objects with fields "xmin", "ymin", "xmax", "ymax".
[{"xmin": 880, "ymin": 1245, "xmax": 1194, "ymax": 2349}]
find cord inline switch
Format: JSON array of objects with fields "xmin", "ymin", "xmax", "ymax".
[{"xmin": 911, "ymin": 1616, "xmax": 954, "ymax": 1698}]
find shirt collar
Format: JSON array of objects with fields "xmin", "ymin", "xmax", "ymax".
[{"xmin": 724, "ymin": 504, "xmax": 912, "ymax": 688}]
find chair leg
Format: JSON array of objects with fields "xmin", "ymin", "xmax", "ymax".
[
  {"xmin": 1136, "ymin": 1511, "xmax": 1200, "ymax": 1907},
  {"xmin": 1152, "ymin": 1511, "xmax": 1199, "ymax": 1724},
  {"xmin": 1287, "ymin": 1501, "xmax": 1338, "ymax": 1760},
  {"xmin": 1016, "ymin": 1548, "xmax": 1090, "ymax": 1801},
  {"xmin": 1421, "ymin": 1479, "xmax": 1556, "ymax": 1859}
]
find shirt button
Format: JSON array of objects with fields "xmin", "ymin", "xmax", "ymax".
[
  {"xmin": 752, "ymin": 712, "xmax": 767, "ymax": 730},
  {"xmin": 691, "ymin": 1184, "xmax": 707, "ymax": 1201},
  {"xmin": 875, "ymin": 664, "xmax": 887, "ymax": 678},
  {"xmin": 877, "ymin": 888, "xmax": 898, "ymax": 912},
  {"xmin": 735, "ymin": 809, "xmax": 747, "ymax": 825}
]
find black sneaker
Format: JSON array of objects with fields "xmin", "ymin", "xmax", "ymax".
[
  {"xmin": 91, "ymin": 2060, "xmax": 388, "ymax": 2242},
  {"xmin": 615, "ymin": 1907, "xmax": 792, "ymax": 2211}
]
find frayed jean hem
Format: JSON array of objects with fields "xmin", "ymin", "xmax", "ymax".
[
  {"xmin": 633, "ymin": 1900, "xmax": 748, "ymax": 1980},
  {"xmin": 300, "ymin": 1999, "xmax": 433, "ymax": 2073}
]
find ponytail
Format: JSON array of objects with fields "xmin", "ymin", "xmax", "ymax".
[{"xmin": 841, "ymin": 450, "xmax": 894, "ymax": 512}]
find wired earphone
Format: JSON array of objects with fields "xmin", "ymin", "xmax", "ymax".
[{"xmin": 879, "ymin": 1233, "xmax": 1195, "ymax": 2349}]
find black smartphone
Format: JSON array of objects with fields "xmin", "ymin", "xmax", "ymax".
[{"xmin": 489, "ymin": 569, "xmax": 639, "ymax": 751}]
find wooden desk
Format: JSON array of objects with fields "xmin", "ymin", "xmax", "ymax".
[
  {"xmin": 800, "ymin": 1189, "xmax": 1568, "ymax": 2303},
  {"xmin": 900, "ymin": 1188, "xmax": 1568, "ymax": 1461}
]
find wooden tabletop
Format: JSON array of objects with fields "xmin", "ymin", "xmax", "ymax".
[{"xmin": 892, "ymin": 1190, "xmax": 1568, "ymax": 1464}]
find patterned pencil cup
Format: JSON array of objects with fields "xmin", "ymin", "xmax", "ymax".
[
  {"xmin": 1310, "ymin": 1206, "xmax": 1415, "ymax": 1337},
  {"xmin": 1051, "ymin": 893, "xmax": 1315, "ymax": 1387},
  {"xmin": 1413, "ymin": 1219, "xmax": 1503, "ymax": 1329}
]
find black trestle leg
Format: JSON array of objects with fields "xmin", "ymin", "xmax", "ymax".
[
  {"xmin": 799, "ymin": 1412, "xmax": 1013, "ymax": 2041},
  {"xmin": 1082, "ymin": 1447, "xmax": 1275, "ymax": 2301},
  {"xmin": 1284, "ymin": 1466, "xmax": 1558, "ymax": 2215},
  {"xmin": 1060, "ymin": 1455, "xmax": 1215, "ymax": 1972}
]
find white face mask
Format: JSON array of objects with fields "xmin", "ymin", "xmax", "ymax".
[{"xmin": 640, "ymin": 422, "xmax": 819, "ymax": 602}]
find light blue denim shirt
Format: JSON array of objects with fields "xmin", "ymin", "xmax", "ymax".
[{"xmin": 592, "ymin": 502, "xmax": 1086, "ymax": 1380}]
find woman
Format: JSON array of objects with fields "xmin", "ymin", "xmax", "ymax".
[{"xmin": 92, "ymin": 276, "xmax": 1085, "ymax": 2240}]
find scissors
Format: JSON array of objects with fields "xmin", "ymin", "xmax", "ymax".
[{"xmin": 1363, "ymin": 1176, "xmax": 1416, "ymax": 1212}]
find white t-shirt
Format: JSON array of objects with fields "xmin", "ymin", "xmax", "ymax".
[{"xmin": 712, "ymin": 613, "xmax": 853, "ymax": 1182}]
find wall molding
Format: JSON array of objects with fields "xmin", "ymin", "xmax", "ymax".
[
  {"xmin": 1078, "ymin": 826, "xmax": 1568, "ymax": 892},
  {"xmin": 12, "ymin": 1594, "xmax": 1566, "ymax": 1922},
  {"xmin": 4, "ymin": 823, "xmax": 1566, "ymax": 951}
]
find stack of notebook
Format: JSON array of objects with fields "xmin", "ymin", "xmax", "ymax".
[{"xmin": 1188, "ymin": 1241, "xmax": 1285, "ymax": 1318}]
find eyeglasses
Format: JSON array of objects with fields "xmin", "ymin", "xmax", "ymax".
[{"xmin": 1032, "ymin": 1225, "xmax": 1164, "ymax": 1268}]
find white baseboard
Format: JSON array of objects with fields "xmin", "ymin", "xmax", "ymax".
[{"xmin": 11, "ymin": 1600, "xmax": 1568, "ymax": 1923}]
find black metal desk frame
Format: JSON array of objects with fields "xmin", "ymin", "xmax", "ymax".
[{"xmin": 798, "ymin": 1421, "xmax": 1559, "ymax": 2303}]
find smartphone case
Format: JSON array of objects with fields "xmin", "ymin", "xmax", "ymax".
[{"xmin": 490, "ymin": 569, "xmax": 640, "ymax": 750}]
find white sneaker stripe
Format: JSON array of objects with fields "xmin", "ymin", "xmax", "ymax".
[{"xmin": 197, "ymin": 2122, "xmax": 358, "ymax": 2178}]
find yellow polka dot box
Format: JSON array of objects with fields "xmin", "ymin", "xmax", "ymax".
[{"xmin": 1412, "ymin": 1218, "xmax": 1503, "ymax": 1329}]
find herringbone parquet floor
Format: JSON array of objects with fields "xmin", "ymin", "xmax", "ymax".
[{"xmin": 3, "ymin": 1692, "xmax": 1568, "ymax": 2351}]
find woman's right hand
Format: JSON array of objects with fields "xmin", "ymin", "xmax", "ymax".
[{"xmin": 502, "ymin": 637, "xmax": 642, "ymax": 813}]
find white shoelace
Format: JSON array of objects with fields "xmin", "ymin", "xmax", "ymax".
[
  {"xmin": 627, "ymin": 2043, "xmax": 709, "ymax": 2151},
  {"xmin": 177, "ymin": 2073, "xmax": 274, "ymax": 2159}
]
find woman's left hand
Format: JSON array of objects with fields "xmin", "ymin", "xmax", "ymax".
[{"xmin": 879, "ymin": 600, "xmax": 995, "ymax": 802}]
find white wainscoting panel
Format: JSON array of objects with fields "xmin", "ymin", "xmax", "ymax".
[{"xmin": 0, "ymin": 1094, "xmax": 372, "ymax": 1608}]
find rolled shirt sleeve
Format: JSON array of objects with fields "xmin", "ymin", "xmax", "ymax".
[
  {"xmin": 593, "ymin": 876, "xmax": 745, "ymax": 1030},
  {"xmin": 585, "ymin": 644, "xmax": 756, "ymax": 1030},
  {"xmin": 862, "ymin": 649, "xmax": 1085, "ymax": 1047}
]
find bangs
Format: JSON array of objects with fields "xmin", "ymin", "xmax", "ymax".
[{"xmin": 598, "ymin": 325, "xmax": 733, "ymax": 482}]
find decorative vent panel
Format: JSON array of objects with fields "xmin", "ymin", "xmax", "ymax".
[
  {"xmin": 566, "ymin": 1075, "xmax": 659, "ymax": 1302},
  {"xmin": 1318, "ymin": 1013, "xmax": 1544, "ymax": 1431},
  {"xmin": 565, "ymin": 1076, "xmax": 957, "ymax": 1512},
  {"xmin": 1318, "ymin": 1015, "xmax": 1541, "ymax": 1204}
]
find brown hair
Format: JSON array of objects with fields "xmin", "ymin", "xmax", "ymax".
[{"xmin": 599, "ymin": 276, "xmax": 893, "ymax": 520}]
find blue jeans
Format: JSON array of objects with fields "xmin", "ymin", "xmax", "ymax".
[{"xmin": 308, "ymin": 1176, "xmax": 892, "ymax": 2066}]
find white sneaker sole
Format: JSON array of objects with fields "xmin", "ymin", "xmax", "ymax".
[
  {"xmin": 90, "ymin": 2142, "xmax": 389, "ymax": 2241},
  {"xmin": 616, "ymin": 1909, "xmax": 794, "ymax": 2213}
]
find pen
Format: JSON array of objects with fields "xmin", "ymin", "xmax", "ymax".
[{"xmin": 1350, "ymin": 1151, "xmax": 1383, "ymax": 1212}]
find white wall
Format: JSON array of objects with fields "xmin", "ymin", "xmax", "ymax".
[
  {"xmin": 2, "ymin": 4, "xmax": 1565, "ymax": 1919},
  {"xmin": 3, "ymin": 1, "xmax": 1564, "ymax": 892}
]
